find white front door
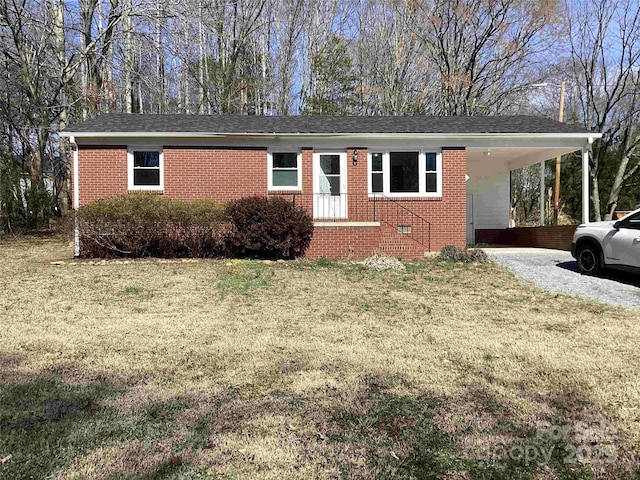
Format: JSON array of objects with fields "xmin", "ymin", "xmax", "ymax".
[{"xmin": 313, "ymin": 152, "xmax": 347, "ymax": 219}]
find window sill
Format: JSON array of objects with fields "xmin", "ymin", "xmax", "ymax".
[
  {"xmin": 367, "ymin": 194, "xmax": 442, "ymax": 201},
  {"xmin": 267, "ymin": 188, "xmax": 302, "ymax": 193},
  {"xmin": 314, "ymin": 221, "xmax": 380, "ymax": 227},
  {"xmin": 128, "ymin": 189, "xmax": 164, "ymax": 194}
]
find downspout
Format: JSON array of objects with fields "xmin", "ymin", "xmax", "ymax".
[{"xmin": 70, "ymin": 136, "xmax": 80, "ymax": 256}]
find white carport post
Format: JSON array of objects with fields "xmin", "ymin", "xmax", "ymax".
[
  {"xmin": 582, "ymin": 146, "xmax": 590, "ymax": 224},
  {"xmin": 71, "ymin": 135, "xmax": 80, "ymax": 257},
  {"xmin": 539, "ymin": 161, "xmax": 545, "ymax": 225}
]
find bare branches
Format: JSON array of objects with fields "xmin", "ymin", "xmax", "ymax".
[
  {"xmin": 567, "ymin": 0, "xmax": 640, "ymax": 219},
  {"xmin": 413, "ymin": 0, "xmax": 559, "ymax": 115},
  {"xmin": 0, "ymin": 0, "xmax": 639, "ymax": 222}
]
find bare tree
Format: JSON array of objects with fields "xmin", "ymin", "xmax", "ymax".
[
  {"xmin": 415, "ymin": 0, "xmax": 559, "ymax": 115},
  {"xmin": 568, "ymin": 0, "xmax": 640, "ymax": 220},
  {"xmin": 271, "ymin": 0, "xmax": 305, "ymax": 114},
  {"xmin": 0, "ymin": 0, "xmax": 637, "ymax": 226},
  {"xmin": 355, "ymin": 0, "xmax": 430, "ymax": 115},
  {"xmin": 0, "ymin": 0, "xmax": 123, "ymax": 212}
]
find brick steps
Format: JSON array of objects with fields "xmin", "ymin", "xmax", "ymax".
[{"xmin": 379, "ymin": 230, "xmax": 427, "ymax": 258}]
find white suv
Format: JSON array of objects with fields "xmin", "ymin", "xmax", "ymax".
[{"xmin": 572, "ymin": 208, "xmax": 640, "ymax": 275}]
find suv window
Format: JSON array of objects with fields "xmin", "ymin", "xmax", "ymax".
[{"xmin": 618, "ymin": 212, "xmax": 640, "ymax": 230}]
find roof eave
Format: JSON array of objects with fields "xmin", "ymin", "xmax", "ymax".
[{"xmin": 60, "ymin": 131, "xmax": 602, "ymax": 140}]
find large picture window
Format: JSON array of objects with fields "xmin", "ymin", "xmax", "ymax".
[
  {"xmin": 128, "ymin": 148, "xmax": 163, "ymax": 190},
  {"xmin": 368, "ymin": 150, "xmax": 442, "ymax": 197},
  {"xmin": 390, "ymin": 152, "xmax": 419, "ymax": 193},
  {"xmin": 268, "ymin": 151, "xmax": 302, "ymax": 190}
]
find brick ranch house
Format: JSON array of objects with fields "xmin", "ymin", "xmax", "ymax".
[{"xmin": 61, "ymin": 114, "xmax": 600, "ymax": 259}]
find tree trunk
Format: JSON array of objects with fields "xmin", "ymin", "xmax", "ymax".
[
  {"xmin": 123, "ymin": 0, "xmax": 133, "ymax": 113},
  {"xmin": 156, "ymin": 1, "xmax": 165, "ymax": 113},
  {"xmin": 52, "ymin": 0, "xmax": 71, "ymax": 210},
  {"xmin": 182, "ymin": 25, "xmax": 190, "ymax": 113},
  {"xmin": 198, "ymin": 3, "xmax": 205, "ymax": 114},
  {"xmin": 591, "ymin": 172, "xmax": 601, "ymax": 222},
  {"xmin": 604, "ymin": 126, "xmax": 640, "ymax": 220}
]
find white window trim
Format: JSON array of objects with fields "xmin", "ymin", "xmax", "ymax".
[
  {"xmin": 128, "ymin": 147, "xmax": 164, "ymax": 191},
  {"xmin": 367, "ymin": 150, "xmax": 442, "ymax": 197},
  {"xmin": 267, "ymin": 150, "xmax": 302, "ymax": 191}
]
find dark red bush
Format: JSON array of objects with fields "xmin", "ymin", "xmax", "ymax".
[{"xmin": 225, "ymin": 196, "xmax": 313, "ymax": 259}]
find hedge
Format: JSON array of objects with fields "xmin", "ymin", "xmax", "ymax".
[
  {"xmin": 77, "ymin": 194, "xmax": 226, "ymax": 258},
  {"xmin": 77, "ymin": 193, "xmax": 314, "ymax": 260}
]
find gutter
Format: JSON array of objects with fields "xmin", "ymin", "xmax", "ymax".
[{"xmin": 59, "ymin": 131, "xmax": 603, "ymax": 140}]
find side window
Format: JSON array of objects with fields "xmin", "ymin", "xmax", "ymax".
[
  {"xmin": 269, "ymin": 152, "xmax": 301, "ymax": 190},
  {"xmin": 425, "ymin": 152, "xmax": 438, "ymax": 193},
  {"xmin": 128, "ymin": 148, "xmax": 163, "ymax": 190},
  {"xmin": 370, "ymin": 153, "xmax": 383, "ymax": 193},
  {"xmin": 619, "ymin": 212, "xmax": 640, "ymax": 230}
]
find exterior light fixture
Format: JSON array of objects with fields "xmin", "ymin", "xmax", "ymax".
[
  {"xmin": 352, "ymin": 149, "xmax": 358, "ymax": 166},
  {"xmin": 484, "ymin": 148, "xmax": 491, "ymax": 156}
]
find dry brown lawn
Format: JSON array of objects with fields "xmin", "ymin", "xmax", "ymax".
[{"xmin": 1, "ymin": 237, "xmax": 639, "ymax": 479}]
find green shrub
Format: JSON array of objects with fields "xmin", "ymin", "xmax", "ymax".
[
  {"xmin": 439, "ymin": 245, "xmax": 489, "ymax": 264},
  {"xmin": 0, "ymin": 155, "xmax": 54, "ymax": 234},
  {"xmin": 77, "ymin": 193, "xmax": 226, "ymax": 258},
  {"xmin": 225, "ymin": 196, "xmax": 313, "ymax": 259}
]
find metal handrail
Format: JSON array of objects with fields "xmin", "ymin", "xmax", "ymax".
[
  {"xmin": 272, "ymin": 192, "xmax": 431, "ymax": 252},
  {"xmin": 371, "ymin": 193, "xmax": 432, "ymax": 252}
]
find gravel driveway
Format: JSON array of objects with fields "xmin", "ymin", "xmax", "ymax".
[{"xmin": 486, "ymin": 248, "xmax": 640, "ymax": 310}]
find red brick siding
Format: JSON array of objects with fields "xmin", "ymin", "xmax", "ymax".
[
  {"xmin": 77, "ymin": 145, "xmax": 128, "ymax": 205},
  {"xmin": 305, "ymin": 226, "xmax": 381, "ymax": 259},
  {"xmin": 163, "ymin": 147, "xmax": 267, "ymax": 201},
  {"xmin": 370, "ymin": 148, "xmax": 467, "ymax": 254},
  {"xmin": 298, "ymin": 147, "xmax": 467, "ymax": 257},
  {"xmin": 77, "ymin": 145, "xmax": 467, "ymax": 258},
  {"xmin": 475, "ymin": 225, "xmax": 577, "ymax": 251}
]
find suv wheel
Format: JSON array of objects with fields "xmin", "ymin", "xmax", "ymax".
[{"xmin": 576, "ymin": 244, "xmax": 601, "ymax": 275}]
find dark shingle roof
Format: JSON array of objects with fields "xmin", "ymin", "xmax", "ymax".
[{"xmin": 65, "ymin": 113, "xmax": 592, "ymax": 135}]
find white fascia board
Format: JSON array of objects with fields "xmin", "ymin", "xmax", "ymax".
[
  {"xmin": 60, "ymin": 131, "xmax": 602, "ymax": 141},
  {"xmin": 60, "ymin": 131, "xmax": 226, "ymax": 138}
]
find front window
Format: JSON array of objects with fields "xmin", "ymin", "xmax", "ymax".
[
  {"xmin": 269, "ymin": 151, "xmax": 302, "ymax": 190},
  {"xmin": 368, "ymin": 151, "xmax": 442, "ymax": 196},
  {"xmin": 371, "ymin": 153, "xmax": 383, "ymax": 193},
  {"xmin": 390, "ymin": 152, "xmax": 419, "ymax": 193},
  {"xmin": 128, "ymin": 148, "xmax": 163, "ymax": 190},
  {"xmin": 426, "ymin": 152, "xmax": 438, "ymax": 193}
]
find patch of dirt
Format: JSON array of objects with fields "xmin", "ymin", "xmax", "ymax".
[
  {"xmin": 0, "ymin": 352, "xmax": 32, "ymax": 386},
  {"xmin": 278, "ymin": 359, "xmax": 306, "ymax": 374}
]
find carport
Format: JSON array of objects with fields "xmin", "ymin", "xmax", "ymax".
[{"xmin": 465, "ymin": 130, "xmax": 601, "ymax": 247}]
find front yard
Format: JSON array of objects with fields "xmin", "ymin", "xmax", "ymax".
[{"xmin": 1, "ymin": 238, "xmax": 639, "ymax": 479}]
